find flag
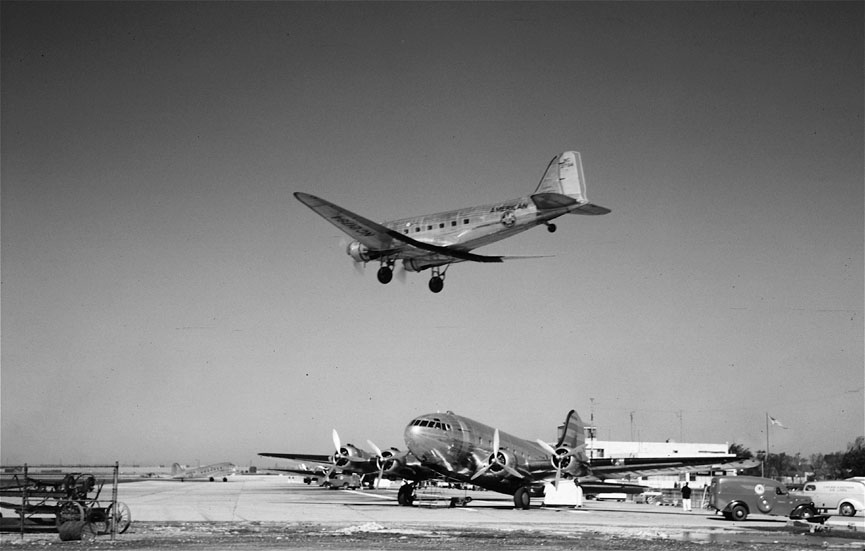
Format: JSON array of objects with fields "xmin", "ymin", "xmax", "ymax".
[{"xmin": 768, "ymin": 416, "xmax": 788, "ymax": 429}]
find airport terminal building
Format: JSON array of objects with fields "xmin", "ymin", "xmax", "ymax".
[{"xmin": 584, "ymin": 428, "xmax": 736, "ymax": 490}]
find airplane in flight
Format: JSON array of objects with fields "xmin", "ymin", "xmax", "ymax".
[
  {"xmin": 260, "ymin": 409, "xmax": 744, "ymax": 509},
  {"xmin": 294, "ymin": 151, "xmax": 610, "ymax": 293},
  {"xmin": 170, "ymin": 462, "xmax": 236, "ymax": 482}
]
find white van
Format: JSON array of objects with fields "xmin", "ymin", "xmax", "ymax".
[{"xmin": 801, "ymin": 479, "xmax": 865, "ymax": 517}]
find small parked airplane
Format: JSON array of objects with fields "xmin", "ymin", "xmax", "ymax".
[
  {"xmin": 170, "ymin": 462, "xmax": 236, "ymax": 482},
  {"xmin": 295, "ymin": 151, "xmax": 610, "ymax": 293},
  {"xmin": 260, "ymin": 409, "xmax": 743, "ymax": 509}
]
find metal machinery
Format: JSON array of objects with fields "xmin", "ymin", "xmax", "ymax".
[{"xmin": 0, "ymin": 463, "xmax": 131, "ymax": 540}]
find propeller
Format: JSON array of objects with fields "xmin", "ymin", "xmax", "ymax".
[
  {"xmin": 471, "ymin": 429, "xmax": 523, "ymax": 480},
  {"xmin": 367, "ymin": 440, "xmax": 387, "ymax": 485},
  {"xmin": 536, "ymin": 440, "xmax": 587, "ymax": 489},
  {"xmin": 340, "ymin": 237, "xmax": 367, "ymax": 276},
  {"xmin": 367, "ymin": 440, "xmax": 409, "ymax": 487},
  {"xmin": 394, "ymin": 262, "xmax": 407, "ymax": 284}
]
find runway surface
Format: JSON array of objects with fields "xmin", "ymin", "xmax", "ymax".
[{"xmin": 3, "ymin": 475, "xmax": 863, "ymax": 549}]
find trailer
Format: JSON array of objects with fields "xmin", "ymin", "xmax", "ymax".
[{"xmin": 0, "ymin": 464, "xmax": 130, "ymax": 540}]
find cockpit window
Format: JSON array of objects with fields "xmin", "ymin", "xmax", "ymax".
[{"xmin": 412, "ymin": 419, "xmax": 451, "ymax": 431}]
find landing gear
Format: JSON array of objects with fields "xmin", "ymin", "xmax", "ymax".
[
  {"xmin": 429, "ymin": 276, "xmax": 443, "ymax": 293},
  {"xmin": 377, "ymin": 259, "xmax": 396, "ymax": 284},
  {"xmin": 397, "ymin": 483, "xmax": 416, "ymax": 506},
  {"xmin": 428, "ymin": 266, "xmax": 446, "ymax": 293},
  {"xmin": 513, "ymin": 487, "xmax": 531, "ymax": 510},
  {"xmin": 377, "ymin": 266, "xmax": 393, "ymax": 284},
  {"xmin": 546, "ymin": 222, "xmax": 557, "ymax": 233}
]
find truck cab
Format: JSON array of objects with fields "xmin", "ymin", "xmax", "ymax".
[{"xmin": 708, "ymin": 476, "xmax": 817, "ymax": 521}]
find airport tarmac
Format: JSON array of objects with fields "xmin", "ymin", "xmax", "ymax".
[{"xmin": 2, "ymin": 475, "xmax": 863, "ymax": 549}]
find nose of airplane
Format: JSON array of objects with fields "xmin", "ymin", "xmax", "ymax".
[{"xmin": 403, "ymin": 414, "xmax": 445, "ymax": 459}]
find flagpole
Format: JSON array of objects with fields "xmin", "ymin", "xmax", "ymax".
[{"xmin": 764, "ymin": 412, "xmax": 769, "ymax": 478}]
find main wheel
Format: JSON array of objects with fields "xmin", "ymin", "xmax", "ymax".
[
  {"xmin": 397, "ymin": 484, "xmax": 415, "ymax": 506},
  {"xmin": 730, "ymin": 504, "xmax": 748, "ymax": 521},
  {"xmin": 428, "ymin": 276, "xmax": 444, "ymax": 293},
  {"xmin": 513, "ymin": 487, "xmax": 531, "ymax": 510},
  {"xmin": 377, "ymin": 266, "xmax": 393, "ymax": 284},
  {"xmin": 839, "ymin": 502, "xmax": 856, "ymax": 517}
]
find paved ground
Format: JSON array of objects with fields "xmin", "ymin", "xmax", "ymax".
[{"xmin": 2, "ymin": 475, "xmax": 863, "ymax": 549}]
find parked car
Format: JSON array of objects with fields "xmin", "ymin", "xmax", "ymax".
[
  {"xmin": 800, "ymin": 479, "xmax": 865, "ymax": 517},
  {"xmin": 708, "ymin": 476, "xmax": 817, "ymax": 521},
  {"xmin": 323, "ymin": 472, "xmax": 361, "ymax": 490}
]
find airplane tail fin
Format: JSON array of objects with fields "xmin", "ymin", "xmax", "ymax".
[
  {"xmin": 171, "ymin": 463, "xmax": 183, "ymax": 476},
  {"xmin": 532, "ymin": 151, "xmax": 610, "ymax": 215},
  {"xmin": 534, "ymin": 151, "xmax": 586, "ymax": 201},
  {"xmin": 555, "ymin": 410, "xmax": 586, "ymax": 449}
]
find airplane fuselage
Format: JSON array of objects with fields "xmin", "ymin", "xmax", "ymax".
[
  {"xmin": 403, "ymin": 411, "xmax": 556, "ymax": 496},
  {"xmin": 172, "ymin": 462, "xmax": 236, "ymax": 481},
  {"xmin": 383, "ymin": 195, "xmax": 564, "ymax": 254}
]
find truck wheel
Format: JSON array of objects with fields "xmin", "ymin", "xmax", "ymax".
[
  {"xmin": 839, "ymin": 502, "xmax": 856, "ymax": 517},
  {"xmin": 792, "ymin": 504, "xmax": 817, "ymax": 519},
  {"xmin": 730, "ymin": 504, "xmax": 748, "ymax": 521}
]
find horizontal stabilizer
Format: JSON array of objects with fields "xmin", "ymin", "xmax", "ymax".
[
  {"xmin": 530, "ymin": 192, "xmax": 578, "ymax": 210},
  {"xmin": 572, "ymin": 203, "xmax": 611, "ymax": 216}
]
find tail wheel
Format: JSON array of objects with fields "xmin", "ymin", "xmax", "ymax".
[
  {"xmin": 513, "ymin": 487, "xmax": 531, "ymax": 510},
  {"xmin": 546, "ymin": 223, "xmax": 557, "ymax": 233}
]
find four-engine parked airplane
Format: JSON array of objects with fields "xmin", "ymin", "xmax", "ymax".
[
  {"xmin": 260, "ymin": 409, "xmax": 743, "ymax": 509},
  {"xmin": 294, "ymin": 151, "xmax": 610, "ymax": 293},
  {"xmin": 170, "ymin": 462, "xmax": 236, "ymax": 482}
]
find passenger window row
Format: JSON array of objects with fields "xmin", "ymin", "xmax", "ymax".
[{"xmin": 402, "ymin": 219, "xmax": 471, "ymax": 235}]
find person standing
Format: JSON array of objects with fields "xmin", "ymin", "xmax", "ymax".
[{"xmin": 681, "ymin": 482, "xmax": 692, "ymax": 512}]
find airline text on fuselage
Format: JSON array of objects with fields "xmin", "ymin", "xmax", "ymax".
[{"xmin": 490, "ymin": 199, "xmax": 529, "ymax": 213}]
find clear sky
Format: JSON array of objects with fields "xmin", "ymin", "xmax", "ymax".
[{"xmin": 2, "ymin": 2, "xmax": 862, "ymax": 468}]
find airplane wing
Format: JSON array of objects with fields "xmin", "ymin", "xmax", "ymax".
[
  {"xmin": 294, "ymin": 193, "xmax": 505, "ymax": 264},
  {"xmin": 294, "ymin": 193, "xmax": 399, "ymax": 252},
  {"xmin": 587, "ymin": 455, "xmax": 746, "ymax": 480},
  {"xmin": 259, "ymin": 453, "xmax": 331, "ymax": 462},
  {"xmin": 258, "ymin": 450, "xmax": 437, "ymax": 483}
]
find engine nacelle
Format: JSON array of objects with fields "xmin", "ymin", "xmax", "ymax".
[
  {"xmin": 346, "ymin": 241, "xmax": 372, "ymax": 262},
  {"xmin": 402, "ymin": 258, "xmax": 449, "ymax": 273},
  {"xmin": 485, "ymin": 449, "xmax": 517, "ymax": 477},
  {"xmin": 549, "ymin": 446, "xmax": 589, "ymax": 477},
  {"xmin": 377, "ymin": 448, "xmax": 405, "ymax": 473},
  {"xmin": 332, "ymin": 443, "xmax": 364, "ymax": 468}
]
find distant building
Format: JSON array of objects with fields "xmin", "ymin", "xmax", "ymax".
[{"xmin": 583, "ymin": 426, "xmax": 737, "ymax": 489}]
